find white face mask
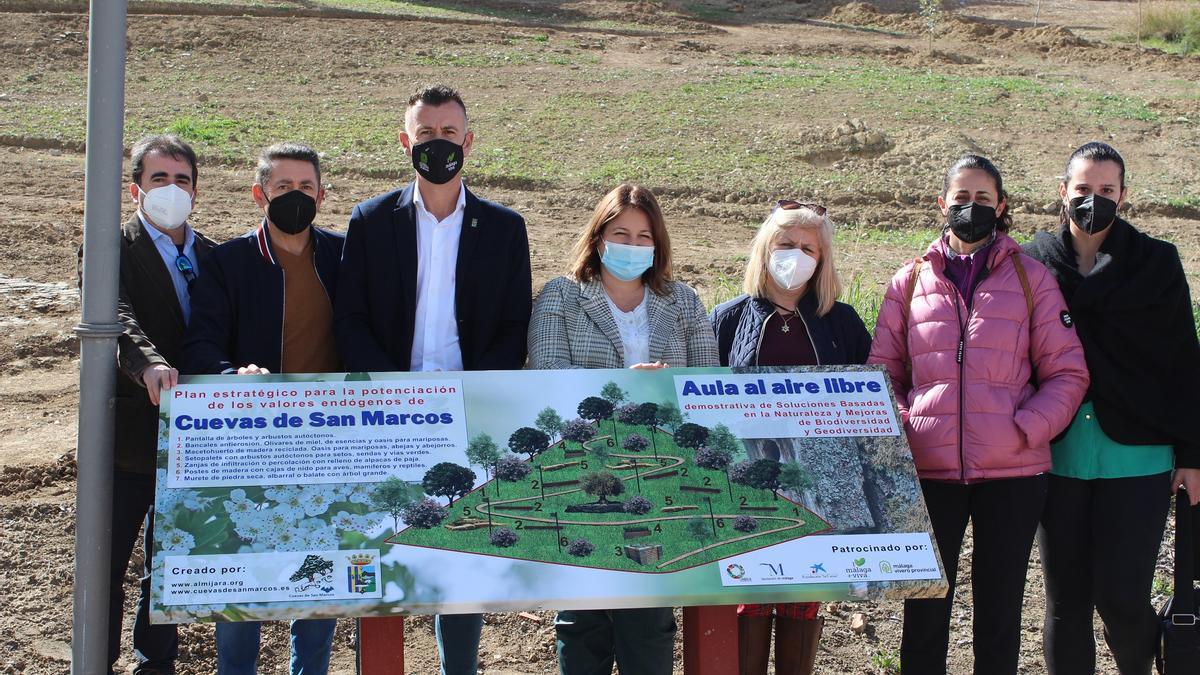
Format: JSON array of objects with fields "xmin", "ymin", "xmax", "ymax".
[
  {"xmin": 768, "ymin": 249, "xmax": 818, "ymax": 291},
  {"xmin": 138, "ymin": 184, "xmax": 193, "ymax": 231}
]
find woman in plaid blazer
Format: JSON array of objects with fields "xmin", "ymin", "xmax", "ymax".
[{"xmin": 528, "ymin": 183, "xmax": 718, "ymax": 675}]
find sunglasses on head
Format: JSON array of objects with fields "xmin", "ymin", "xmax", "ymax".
[{"xmin": 775, "ymin": 200, "xmax": 827, "ymax": 217}]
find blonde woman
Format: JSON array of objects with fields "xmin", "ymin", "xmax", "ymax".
[
  {"xmin": 528, "ymin": 183, "xmax": 717, "ymax": 675},
  {"xmin": 709, "ymin": 201, "xmax": 870, "ymax": 675}
]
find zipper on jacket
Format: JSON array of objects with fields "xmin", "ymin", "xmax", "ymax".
[
  {"xmin": 753, "ymin": 311, "xmax": 771, "ymax": 366},
  {"xmin": 795, "ymin": 311, "xmax": 822, "ymax": 366},
  {"xmin": 953, "ymin": 289, "xmax": 967, "ymax": 481}
]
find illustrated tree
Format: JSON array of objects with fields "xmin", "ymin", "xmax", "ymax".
[
  {"xmin": 673, "ymin": 422, "xmax": 710, "ymax": 451},
  {"xmin": 635, "ymin": 402, "xmax": 661, "ymax": 455},
  {"xmin": 613, "ymin": 403, "xmax": 642, "ymax": 445},
  {"xmin": 567, "ymin": 538, "xmax": 595, "ymax": 557},
  {"xmin": 465, "ymin": 433, "xmax": 502, "ymax": 482},
  {"xmin": 401, "ymin": 497, "xmax": 449, "ymax": 529},
  {"xmin": 733, "ymin": 515, "xmax": 759, "ymax": 533},
  {"xmin": 369, "ymin": 477, "xmax": 413, "ymax": 531},
  {"xmin": 728, "ymin": 460, "xmax": 752, "ymax": 486},
  {"xmin": 695, "ymin": 446, "xmax": 731, "ymax": 470},
  {"xmin": 686, "ymin": 515, "xmax": 711, "ymax": 540},
  {"xmin": 744, "ymin": 458, "xmax": 784, "ymax": 498},
  {"xmin": 600, "ymin": 381, "xmax": 628, "ymax": 407},
  {"xmin": 490, "ymin": 527, "xmax": 519, "ymax": 548},
  {"xmin": 779, "ymin": 462, "xmax": 815, "ymax": 497},
  {"xmin": 656, "ymin": 401, "xmax": 684, "ymax": 433},
  {"xmin": 591, "ymin": 439, "xmax": 612, "ymax": 464},
  {"xmin": 422, "ymin": 462, "xmax": 476, "ymax": 506},
  {"xmin": 623, "ymin": 495, "xmax": 652, "ymax": 515},
  {"xmin": 622, "ymin": 433, "xmax": 649, "ymax": 453},
  {"xmin": 495, "ymin": 455, "xmax": 532, "ymax": 482},
  {"xmin": 706, "ymin": 424, "xmax": 741, "ymax": 462},
  {"xmin": 561, "ymin": 418, "xmax": 596, "ymax": 444},
  {"xmin": 577, "ymin": 396, "xmax": 616, "ymax": 438},
  {"xmin": 535, "ymin": 407, "xmax": 565, "ymax": 439},
  {"xmin": 290, "ymin": 554, "xmax": 334, "ymax": 583},
  {"xmin": 579, "ymin": 471, "xmax": 625, "ymax": 504},
  {"xmin": 508, "ymin": 426, "xmax": 551, "ymax": 461}
]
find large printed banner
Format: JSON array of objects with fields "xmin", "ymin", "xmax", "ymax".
[{"xmin": 151, "ymin": 366, "xmax": 947, "ymax": 624}]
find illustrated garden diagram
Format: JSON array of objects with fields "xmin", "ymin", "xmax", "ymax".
[{"xmin": 382, "ymin": 382, "xmax": 831, "ymax": 574}]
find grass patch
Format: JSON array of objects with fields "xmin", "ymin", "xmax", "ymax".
[
  {"xmin": 165, "ymin": 115, "xmax": 241, "ymax": 144},
  {"xmin": 1122, "ymin": 2, "xmax": 1200, "ymax": 55}
]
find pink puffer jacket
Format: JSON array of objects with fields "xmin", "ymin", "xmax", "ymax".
[{"xmin": 868, "ymin": 233, "xmax": 1089, "ymax": 481}]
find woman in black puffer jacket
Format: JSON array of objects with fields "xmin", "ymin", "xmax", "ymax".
[{"xmin": 708, "ymin": 200, "xmax": 871, "ymax": 675}]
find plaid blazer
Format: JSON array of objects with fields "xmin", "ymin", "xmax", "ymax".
[{"xmin": 528, "ymin": 276, "xmax": 719, "ymax": 369}]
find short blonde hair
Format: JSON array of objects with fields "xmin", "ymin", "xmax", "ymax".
[
  {"xmin": 568, "ymin": 184, "xmax": 673, "ymax": 296},
  {"xmin": 743, "ymin": 206, "xmax": 841, "ymax": 316}
]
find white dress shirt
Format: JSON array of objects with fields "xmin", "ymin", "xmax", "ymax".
[
  {"xmin": 604, "ymin": 288, "xmax": 651, "ymax": 368},
  {"xmin": 139, "ymin": 211, "xmax": 197, "ymax": 325},
  {"xmin": 410, "ymin": 183, "xmax": 467, "ymax": 372}
]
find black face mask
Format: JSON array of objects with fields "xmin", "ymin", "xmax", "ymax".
[
  {"xmin": 267, "ymin": 189, "xmax": 317, "ymax": 235},
  {"xmin": 947, "ymin": 202, "xmax": 997, "ymax": 245},
  {"xmin": 1069, "ymin": 194, "xmax": 1118, "ymax": 235},
  {"xmin": 411, "ymin": 138, "xmax": 464, "ymax": 185}
]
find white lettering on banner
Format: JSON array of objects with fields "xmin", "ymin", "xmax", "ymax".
[
  {"xmin": 166, "ymin": 380, "xmax": 468, "ymax": 488},
  {"xmin": 162, "ymin": 549, "xmax": 384, "ymax": 605},
  {"xmin": 674, "ymin": 372, "xmax": 900, "ymax": 439},
  {"xmin": 717, "ymin": 533, "xmax": 940, "ymax": 586}
]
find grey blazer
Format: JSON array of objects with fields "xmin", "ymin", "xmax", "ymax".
[{"xmin": 528, "ymin": 276, "xmax": 719, "ymax": 369}]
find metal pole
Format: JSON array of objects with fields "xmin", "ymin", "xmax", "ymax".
[{"xmin": 73, "ymin": 1, "xmax": 128, "ymax": 673}]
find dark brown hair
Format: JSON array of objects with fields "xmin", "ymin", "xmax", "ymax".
[
  {"xmin": 569, "ymin": 184, "xmax": 673, "ymax": 295},
  {"xmin": 943, "ymin": 154, "xmax": 1012, "ymax": 231},
  {"xmin": 130, "ymin": 134, "xmax": 197, "ymax": 187},
  {"xmin": 406, "ymin": 84, "xmax": 468, "ymax": 120}
]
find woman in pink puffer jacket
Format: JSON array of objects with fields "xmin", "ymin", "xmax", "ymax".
[{"xmin": 868, "ymin": 155, "xmax": 1088, "ymax": 675}]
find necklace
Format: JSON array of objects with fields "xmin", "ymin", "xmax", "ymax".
[{"xmin": 770, "ymin": 301, "xmax": 798, "ymax": 333}]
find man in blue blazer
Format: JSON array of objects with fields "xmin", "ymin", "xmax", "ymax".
[{"xmin": 334, "ymin": 84, "xmax": 532, "ymax": 674}]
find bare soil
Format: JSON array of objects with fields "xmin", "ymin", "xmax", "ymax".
[{"xmin": 0, "ymin": 0, "xmax": 1193, "ymax": 672}]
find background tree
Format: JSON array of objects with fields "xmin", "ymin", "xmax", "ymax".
[
  {"xmin": 561, "ymin": 418, "xmax": 596, "ymax": 444},
  {"xmin": 695, "ymin": 446, "xmax": 731, "ymax": 470},
  {"xmin": 744, "ymin": 458, "xmax": 783, "ymax": 498},
  {"xmin": 422, "ymin": 462, "xmax": 476, "ymax": 506},
  {"xmin": 673, "ymin": 422, "xmax": 710, "ymax": 451},
  {"xmin": 535, "ymin": 407, "xmax": 565, "ymax": 439},
  {"xmin": 622, "ymin": 433, "xmax": 649, "ymax": 453},
  {"xmin": 706, "ymin": 424, "xmax": 741, "ymax": 461},
  {"xmin": 401, "ymin": 497, "xmax": 449, "ymax": 529},
  {"xmin": 508, "ymin": 426, "xmax": 551, "ymax": 460},
  {"xmin": 600, "ymin": 381, "xmax": 628, "ymax": 407},
  {"xmin": 591, "ymin": 439, "xmax": 612, "ymax": 464},
  {"xmin": 687, "ymin": 515, "xmax": 711, "ymax": 540},
  {"xmin": 495, "ymin": 455, "xmax": 532, "ymax": 482},
  {"xmin": 613, "ymin": 403, "xmax": 641, "ymax": 445},
  {"xmin": 579, "ymin": 471, "xmax": 625, "ymax": 504},
  {"xmin": 369, "ymin": 477, "xmax": 413, "ymax": 531},
  {"xmin": 779, "ymin": 462, "xmax": 815, "ymax": 497},
  {"xmin": 465, "ymin": 433, "xmax": 502, "ymax": 482}
]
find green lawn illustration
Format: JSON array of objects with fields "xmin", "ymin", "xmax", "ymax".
[{"xmin": 388, "ymin": 417, "xmax": 831, "ymax": 574}]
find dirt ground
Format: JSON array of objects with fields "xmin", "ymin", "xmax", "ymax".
[{"xmin": 1, "ymin": 0, "xmax": 1195, "ymax": 672}]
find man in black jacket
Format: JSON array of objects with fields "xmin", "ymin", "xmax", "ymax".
[
  {"xmin": 334, "ymin": 84, "xmax": 532, "ymax": 675},
  {"xmin": 184, "ymin": 142, "xmax": 343, "ymax": 673},
  {"xmin": 98, "ymin": 134, "xmax": 214, "ymax": 675}
]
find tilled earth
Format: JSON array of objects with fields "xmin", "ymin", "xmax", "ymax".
[{"xmin": 1, "ymin": 0, "xmax": 1195, "ymax": 672}]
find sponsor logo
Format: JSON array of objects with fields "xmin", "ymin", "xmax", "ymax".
[
  {"xmin": 879, "ymin": 560, "xmax": 893, "ymax": 574},
  {"xmin": 853, "ymin": 557, "xmax": 866, "ymax": 567},
  {"xmin": 810, "ymin": 563, "xmax": 826, "ymax": 574},
  {"xmin": 289, "ymin": 554, "xmax": 335, "ymax": 595},
  {"xmin": 725, "ymin": 563, "xmax": 746, "ymax": 580},
  {"xmin": 1060, "ymin": 310, "xmax": 1073, "ymax": 328}
]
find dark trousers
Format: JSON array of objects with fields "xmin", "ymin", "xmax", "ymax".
[
  {"xmin": 109, "ymin": 470, "xmax": 178, "ymax": 675},
  {"xmin": 555, "ymin": 607, "xmax": 676, "ymax": 675},
  {"xmin": 901, "ymin": 475, "xmax": 1048, "ymax": 675},
  {"xmin": 434, "ymin": 613, "xmax": 484, "ymax": 675},
  {"xmin": 1039, "ymin": 472, "xmax": 1171, "ymax": 675}
]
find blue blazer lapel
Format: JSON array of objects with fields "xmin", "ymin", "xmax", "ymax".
[
  {"xmin": 645, "ymin": 286, "xmax": 679, "ymax": 363},
  {"xmin": 579, "ymin": 280, "xmax": 624, "ymax": 363}
]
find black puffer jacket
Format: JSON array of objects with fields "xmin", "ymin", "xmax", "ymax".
[{"xmin": 710, "ymin": 291, "xmax": 872, "ymax": 367}]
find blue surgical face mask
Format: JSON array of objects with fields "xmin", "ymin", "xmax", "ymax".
[{"xmin": 600, "ymin": 240, "xmax": 655, "ymax": 282}]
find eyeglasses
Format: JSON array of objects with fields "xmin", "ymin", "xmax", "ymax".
[
  {"xmin": 175, "ymin": 254, "xmax": 197, "ymax": 291},
  {"xmin": 775, "ymin": 200, "xmax": 827, "ymax": 217}
]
